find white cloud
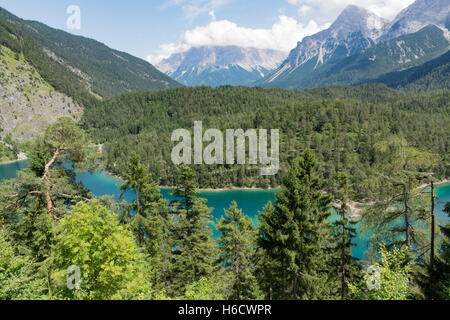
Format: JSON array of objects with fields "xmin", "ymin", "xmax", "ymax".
[
  {"xmin": 163, "ymin": 0, "xmax": 232, "ymax": 21},
  {"xmin": 148, "ymin": 0, "xmax": 416, "ymax": 65},
  {"xmin": 287, "ymin": 0, "xmax": 416, "ymax": 25},
  {"xmin": 147, "ymin": 16, "xmax": 329, "ymax": 64}
]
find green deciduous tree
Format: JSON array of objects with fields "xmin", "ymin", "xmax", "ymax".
[
  {"xmin": 49, "ymin": 200, "xmax": 157, "ymax": 300},
  {"xmin": 182, "ymin": 276, "xmax": 226, "ymax": 300},
  {"xmin": 348, "ymin": 245, "xmax": 413, "ymax": 300}
]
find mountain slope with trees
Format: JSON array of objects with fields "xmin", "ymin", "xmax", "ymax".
[
  {"xmin": 81, "ymin": 84, "xmax": 450, "ymax": 200},
  {"xmin": 0, "ymin": 7, "xmax": 181, "ymax": 99},
  {"xmin": 373, "ymin": 50, "xmax": 450, "ymax": 91}
]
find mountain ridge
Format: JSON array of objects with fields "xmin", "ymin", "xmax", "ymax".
[
  {"xmin": 260, "ymin": 5, "xmax": 387, "ymax": 85},
  {"xmin": 257, "ymin": 0, "xmax": 449, "ymax": 90},
  {"xmin": 381, "ymin": 0, "xmax": 450, "ymax": 41},
  {"xmin": 157, "ymin": 45, "xmax": 286, "ymax": 87},
  {"xmin": 0, "ymin": 7, "xmax": 182, "ymax": 99}
]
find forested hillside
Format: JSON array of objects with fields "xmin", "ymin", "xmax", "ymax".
[
  {"xmin": 1, "ymin": 118, "xmax": 449, "ymax": 300},
  {"xmin": 82, "ymin": 84, "xmax": 450, "ymax": 200},
  {"xmin": 0, "ymin": 15, "xmax": 93, "ymax": 106},
  {"xmin": 373, "ymin": 50, "xmax": 450, "ymax": 91},
  {"xmin": 0, "ymin": 7, "xmax": 181, "ymax": 99},
  {"xmin": 0, "ymin": 17, "xmax": 83, "ymax": 143}
]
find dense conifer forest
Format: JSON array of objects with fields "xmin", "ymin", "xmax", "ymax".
[
  {"xmin": 1, "ymin": 118, "xmax": 449, "ymax": 300},
  {"xmin": 82, "ymin": 85, "xmax": 449, "ymax": 200},
  {"xmin": 0, "ymin": 3, "xmax": 449, "ymax": 301}
]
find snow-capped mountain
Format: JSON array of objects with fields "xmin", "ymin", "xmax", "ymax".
[
  {"xmin": 157, "ymin": 46, "xmax": 286, "ymax": 87},
  {"xmin": 380, "ymin": 0, "xmax": 450, "ymax": 41},
  {"xmin": 258, "ymin": 0, "xmax": 449, "ymax": 90},
  {"xmin": 260, "ymin": 5, "xmax": 387, "ymax": 85}
]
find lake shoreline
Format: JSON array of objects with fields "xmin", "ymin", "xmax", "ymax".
[
  {"xmin": 104, "ymin": 169, "xmax": 449, "ymax": 218},
  {"xmin": 0, "ymin": 156, "xmax": 28, "ymax": 165},
  {"xmin": 418, "ymin": 179, "xmax": 450, "ymax": 190},
  {"xmin": 159, "ymin": 185, "xmax": 279, "ymax": 192},
  {"xmin": 12, "ymin": 161, "xmax": 447, "ymax": 219}
]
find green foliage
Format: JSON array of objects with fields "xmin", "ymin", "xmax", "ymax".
[
  {"xmin": 0, "ymin": 8, "xmax": 181, "ymax": 100},
  {"xmin": 168, "ymin": 165, "xmax": 218, "ymax": 296},
  {"xmin": 182, "ymin": 277, "xmax": 226, "ymax": 300},
  {"xmin": 348, "ymin": 245, "xmax": 413, "ymax": 300},
  {"xmin": 0, "ymin": 227, "xmax": 45, "ymax": 300},
  {"xmin": 331, "ymin": 172, "xmax": 360, "ymax": 299},
  {"xmin": 49, "ymin": 200, "xmax": 156, "ymax": 300},
  {"xmin": 422, "ymin": 202, "xmax": 450, "ymax": 299},
  {"xmin": 217, "ymin": 201, "xmax": 262, "ymax": 299},
  {"xmin": 257, "ymin": 150, "xmax": 335, "ymax": 299},
  {"xmin": 362, "ymin": 136, "xmax": 438, "ymax": 254},
  {"xmin": 82, "ymin": 85, "xmax": 450, "ymax": 200},
  {"xmin": 30, "ymin": 117, "xmax": 88, "ymax": 177},
  {"xmin": 0, "ymin": 142, "xmax": 15, "ymax": 162}
]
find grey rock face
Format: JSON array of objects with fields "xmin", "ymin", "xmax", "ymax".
[
  {"xmin": 381, "ymin": 0, "xmax": 450, "ymax": 41},
  {"xmin": 263, "ymin": 5, "xmax": 387, "ymax": 84},
  {"xmin": 157, "ymin": 46, "xmax": 286, "ymax": 87}
]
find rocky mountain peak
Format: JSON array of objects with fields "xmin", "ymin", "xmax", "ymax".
[
  {"xmin": 329, "ymin": 5, "xmax": 387, "ymax": 40},
  {"xmin": 381, "ymin": 0, "xmax": 450, "ymax": 41},
  {"xmin": 157, "ymin": 45, "xmax": 286, "ymax": 87}
]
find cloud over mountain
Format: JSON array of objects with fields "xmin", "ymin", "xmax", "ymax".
[
  {"xmin": 287, "ymin": 0, "xmax": 416, "ymax": 25},
  {"xmin": 147, "ymin": 15, "xmax": 329, "ymax": 64}
]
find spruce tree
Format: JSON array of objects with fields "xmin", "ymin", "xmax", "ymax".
[
  {"xmin": 169, "ymin": 165, "xmax": 218, "ymax": 296},
  {"xmin": 120, "ymin": 152, "xmax": 154, "ymax": 245},
  {"xmin": 217, "ymin": 201, "xmax": 262, "ymax": 299},
  {"xmin": 257, "ymin": 149, "xmax": 334, "ymax": 299},
  {"xmin": 331, "ymin": 172, "xmax": 359, "ymax": 299},
  {"xmin": 119, "ymin": 152, "xmax": 170, "ymax": 287},
  {"xmin": 422, "ymin": 202, "xmax": 450, "ymax": 299}
]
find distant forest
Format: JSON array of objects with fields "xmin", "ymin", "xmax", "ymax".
[{"xmin": 81, "ymin": 85, "xmax": 450, "ymax": 200}]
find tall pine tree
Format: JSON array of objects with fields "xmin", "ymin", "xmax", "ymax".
[
  {"xmin": 217, "ymin": 201, "xmax": 262, "ymax": 299},
  {"xmin": 257, "ymin": 149, "xmax": 334, "ymax": 299},
  {"xmin": 331, "ymin": 172, "xmax": 359, "ymax": 300},
  {"xmin": 168, "ymin": 165, "xmax": 218, "ymax": 296}
]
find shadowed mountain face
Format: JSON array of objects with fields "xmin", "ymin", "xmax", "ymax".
[
  {"xmin": 157, "ymin": 46, "xmax": 286, "ymax": 87},
  {"xmin": 0, "ymin": 7, "xmax": 181, "ymax": 99},
  {"xmin": 258, "ymin": 0, "xmax": 449, "ymax": 90}
]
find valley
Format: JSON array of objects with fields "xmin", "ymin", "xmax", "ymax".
[{"xmin": 0, "ymin": 0, "xmax": 449, "ymax": 301}]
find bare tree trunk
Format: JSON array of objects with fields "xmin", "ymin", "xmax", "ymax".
[
  {"xmin": 135, "ymin": 187, "xmax": 140, "ymax": 214},
  {"xmin": 403, "ymin": 184, "xmax": 411, "ymax": 251},
  {"xmin": 44, "ymin": 149, "xmax": 60, "ymax": 217},
  {"xmin": 293, "ymin": 274, "xmax": 298, "ymax": 300},
  {"xmin": 430, "ymin": 179, "xmax": 435, "ymax": 268},
  {"xmin": 341, "ymin": 230, "xmax": 346, "ymax": 300}
]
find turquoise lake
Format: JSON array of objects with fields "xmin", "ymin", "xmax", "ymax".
[{"xmin": 1, "ymin": 160, "xmax": 449, "ymax": 260}]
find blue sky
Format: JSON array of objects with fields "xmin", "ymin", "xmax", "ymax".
[{"xmin": 0, "ymin": 0, "xmax": 415, "ymax": 64}]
